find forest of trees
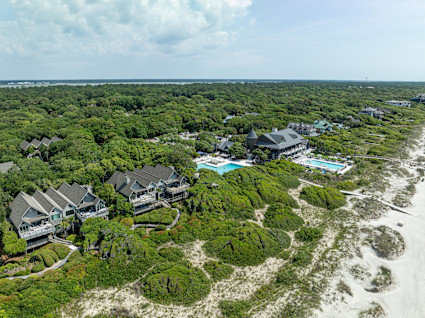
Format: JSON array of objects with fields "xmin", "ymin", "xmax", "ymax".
[{"xmin": 0, "ymin": 81, "xmax": 424, "ymax": 317}]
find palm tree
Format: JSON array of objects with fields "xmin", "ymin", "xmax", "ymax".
[{"xmin": 59, "ymin": 218, "xmax": 71, "ymax": 238}]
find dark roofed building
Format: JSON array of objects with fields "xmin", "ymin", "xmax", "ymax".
[
  {"xmin": 107, "ymin": 164, "xmax": 189, "ymax": 215},
  {"xmin": 411, "ymin": 93, "xmax": 425, "ymax": 103},
  {"xmin": 218, "ymin": 140, "xmax": 234, "ymax": 153},
  {"xmin": 20, "ymin": 136, "xmax": 62, "ymax": 152},
  {"xmin": 246, "ymin": 128, "xmax": 307, "ymax": 160},
  {"xmin": 20, "ymin": 140, "xmax": 31, "ymax": 151},
  {"xmin": 9, "ymin": 182, "xmax": 108, "ymax": 250},
  {"xmin": 287, "ymin": 122, "xmax": 317, "ymax": 136},
  {"xmin": 30, "ymin": 138, "xmax": 42, "ymax": 148}
]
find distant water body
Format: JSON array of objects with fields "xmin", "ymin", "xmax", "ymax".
[{"xmin": 0, "ymin": 79, "xmax": 294, "ymax": 88}]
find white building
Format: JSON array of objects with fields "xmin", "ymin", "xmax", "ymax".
[{"xmin": 385, "ymin": 100, "xmax": 411, "ymax": 107}]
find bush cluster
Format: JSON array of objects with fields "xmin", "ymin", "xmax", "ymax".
[
  {"xmin": 263, "ymin": 203, "xmax": 304, "ymax": 231},
  {"xmin": 134, "ymin": 208, "xmax": 177, "ymax": 225},
  {"xmin": 300, "ymin": 186, "xmax": 346, "ymax": 209},
  {"xmin": 203, "ymin": 261, "xmax": 234, "ymax": 282}
]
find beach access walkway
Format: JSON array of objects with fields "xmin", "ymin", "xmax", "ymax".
[{"xmin": 299, "ymin": 179, "xmax": 416, "ymax": 216}]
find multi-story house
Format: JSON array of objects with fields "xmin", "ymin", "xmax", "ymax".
[
  {"xmin": 9, "ymin": 182, "xmax": 108, "ymax": 250},
  {"xmin": 385, "ymin": 100, "xmax": 411, "ymax": 107},
  {"xmin": 19, "ymin": 136, "xmax": 62, "ymax": 151},
  {"xmin": 286, "ymin": 122, "xmax": 317, "ymax": 136},
  {"xmin": 107, "ymin": 164, "xmax": 190, "ymax": 215},
  {"xmin": 246, "ymin": 128, "xmax": 307, "ymax": 160}
]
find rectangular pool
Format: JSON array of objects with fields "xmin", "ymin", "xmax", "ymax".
[
  {"xmin": 197, "ymin": 163, "xmax": 245, "ymax": 175},
  {"xmin": 303, "ymin": 159, "xmax": 345, "ymax": 171}
]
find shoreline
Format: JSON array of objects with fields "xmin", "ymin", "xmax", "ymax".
[{"xmin": 318, "ymin": 127, "xmax": 425, "ymax": 317}]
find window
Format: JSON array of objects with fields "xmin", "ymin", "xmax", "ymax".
[
  {"xmin": 66, "ymin": 210, "xmax": 74, "ymax": 216},
  {"xmin": 51, "ymin": 214, "xmax": 61, "ymax": 221}
]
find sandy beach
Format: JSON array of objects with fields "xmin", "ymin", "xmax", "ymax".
[{"xmin": 318, "ymin": 129, "xmax": 425, "ymax": 318}]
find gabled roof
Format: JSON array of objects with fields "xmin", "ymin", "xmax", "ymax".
[
  {"xmin": 50, "ymin": 136, "xmax": 62, "ymax": 143},
  {"xmin": 142, "ymin": 164, "xmax": 175, "ymax": 181},
  {"xmin": 33, "ymin": 190, "xmax": 62, "ymax": 214},
  {"xmin": 58, "ymin": 182, "xmax": 89, "ymax": 206},
  {"xmin": 218, "ymin": 141, "xmax": 234, "ymax": 152},
  {"xmin": 107, "ymin": 171, "xmax": 140, "ymax": 197},
  {"xmin": 133, "ymin": 168, "xmax": 162, "ymax": 184},
  {"xmin": 0, "ymin": 161, "xmax": 16, "ymax": 173},
  {"xmin": 19, "ymin": 140, "xmax": 31, "ymax": 151},
  {"xmin": 247, "ymin": 128, "xmax": 258, "ymax": 139},
  {"xmin": 9, "ymin": 192, "xmax": 48, "ymax": 228},
  {"xmin": 30, "ymin": 138, "xmax": 42, "ymax": 148},
  {"xmin": 40, "ymin": 137, "xmax": 51, "ymax": 146},
  {"xmin": 256, "ymin": 128, "xmax": 304, "ymax": 150},
  {"xmin": 45, "ymin": 187, "xmax": 74, "ymax": 210}
]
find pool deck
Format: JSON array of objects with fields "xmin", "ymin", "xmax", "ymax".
[
  {"xmin": 293, "ymin": 156, "xmax": 353, "ymax": 175},
  {"xmin": 194, "ymin": 155, "xmax": 253, "ymax": 168}
]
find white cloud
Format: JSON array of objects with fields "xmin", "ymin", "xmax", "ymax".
[{"xmin": 0, "ymin": 0, "xmax": 252, "ymax": 57}]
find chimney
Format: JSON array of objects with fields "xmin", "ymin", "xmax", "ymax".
[
  {"xmin": 272, "ymin": 127, "xmax": 278, "ymax": 132},
  {"xmin": 125, "ymin": 176, "xmax": 130, "ymax": 184}
]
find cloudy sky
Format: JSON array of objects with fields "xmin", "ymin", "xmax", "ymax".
[{"xmin": 0, "ymin": 0, "xmax": 424, "ymax": 81}]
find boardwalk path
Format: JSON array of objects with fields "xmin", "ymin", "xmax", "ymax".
[{"xmin": 299, "ymin": 179, "xmax": 416, "ymax": 216}]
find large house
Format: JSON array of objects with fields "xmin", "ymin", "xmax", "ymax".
[
  {"xmin": 359, "ymin": 107, "xmax": 385, "ymax": 120},
  {"xmin": 107, "ymin": 164, "xmax": 190, "ymax": 215},
  {"xmin": 385, "ymin": 100, "xmax": 411, "ymax": 107},
  {"xmin": 286, "ymin": 122, "xmax": 317, "ymax": 136},
  {"xmin": 9, "ymin": 182, "xmax": 108, "ymax": 250},
  {"xmin": 411, "ymin": 93, "xmax": 425, "ymax": 103},
  {"xmin": 246, "ymin": 128, "xmax": 307, "ymax": 160},
  {"xmin": 20, "ymin": 136, "xmax": 62, "ymax": 151}
]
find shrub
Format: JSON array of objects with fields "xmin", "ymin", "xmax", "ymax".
[
  {"xmin": 39, "ymin": 249, "xmax": 56, "ymax": 267},
  {"xmin": 275, "ymin": 267, "xmax": 298, "ymax": 286},
  {"xmin": 31, "ymin": 262, "xmax": 45, "ymax": 273},
  {"xmin": 203, "ymin": 261, "xmax": 234, "ymax": 282},
  {"xmin": 66, "ymin": 234, "xmax": 84, "ymax": 246},
  {"xmin": 219, "ymin": 300, "xmax": 251, "ymax": 318},
  {"xmin": 141, "ymin": 262, "xmax": 210, "ymax": 305},
  {"xmin": 134, "ymin": 208, "xmax": 176, "ymax": 225},
  {"xmin": 155, "ymin": 225, "xmax": 167, "ymax": 231},
  {"xmin": 292, "ymin": 249, "xmax": 313, "ymax": 267},
  {"xmin": 295, "ymin": 227, "xmax": 323, "ymax": 243},
  {"xmin": 120, "ymin": 217, "xmax": 134, "ymax": 228},
  {"xmin": 204, "ymin": 223, "xmax": 287, "ymax": 266},
  {"xmin": 158, "ymin": 247, "xmax": 184, "ymax": 262},
  {"xmin": 47, "ymin": 243, "xmax": 70, "ymax": 259},
  {"xmin": 300, "ymin": 186, "xmax": 346, "ymax": 209},
  {"xmin": 263, "ymin": 203, "xmax": 304, "ymax": 231},
  {"xmin": 13, "ymin": 269, "xmax": 30, "ymax": 276}
]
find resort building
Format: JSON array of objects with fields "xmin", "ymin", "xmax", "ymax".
[
  {"xmin": 286, "ymin": 122, "xmax": 317, "ymax": 136},
  {"xmin": 313, "ymin": 120, "xmax": 333, "ymax": 133},
  {"xmin": 107, "ymin": 164, "xmax": 189, "ymax": 215},
  {"xmin": 217, "ymin": 140, "xmax": 235, "ymax": 153},
  {"xmin": 246, "ymin": 128, "xmax": 307, "ymax": 160},
  {"xmin": 9, "ymin": 182, "xmax": 108, "ymax": 250},
  {"xmin": 358, "ymin": 107, "xmax": 385, "ymax": 120},
  {"xmin": 385, "ymin": 100, "xmax": 411, "ymax": 107},
  {"xmin": 411, "ymin": 93, "xmax": 425, "ymax": 103},
  {"xmin": 19, "ymin": 136, "xmax": 62, "ymax": 151}
]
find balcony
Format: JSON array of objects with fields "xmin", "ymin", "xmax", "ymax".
[
  {"xmin": 134, "ymin": 201, "xmax": 162, "ymax": 215},
  {"xmin": 76, "ymin": 208, "xmax": 109, "ymax": 222},
  {"xmin": 130, "ymin": 194, "xmax": 156, "ymax": 206},
  {"xmin": 165, "ymin": 184, "xmax": 190, "ymax": 194},
  {"xmin": 20, "ymin": 223, "xmax": 56, "ymax": 240}
]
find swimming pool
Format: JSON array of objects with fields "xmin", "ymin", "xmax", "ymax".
[
  {"xmin": 303, "ymin": 159, "xmax": 345, "ymax": 171},
  {"xmin": 197, "ymin": 163, "xmax": 245, "ymax": 175}
]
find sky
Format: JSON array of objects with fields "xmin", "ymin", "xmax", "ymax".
[{"xmin": 0, "ymin": 0, "xmax": 424, "ymax": 81}]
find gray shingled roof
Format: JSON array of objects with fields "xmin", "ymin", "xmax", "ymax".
[
  {"xmin": 247, "ymin": 128, "xmax": 258, "ymax": 139},
  {"xmin": 0, "ymin": 161, "xmax": 16, "ymax": 173},
  {"xmin": 58, "ymin": 182, "xmax": 88, "ymax": 206},
  {"xmin": 20, "ymin": 140, "xmax": 31, "ymax": 151},
  {"xmin": 50, "ymin": 136, "xmax": 62, "ymax": 143},
  {"xmin": 45, "ymin": 187, "xmax": 73, "ymax": 210},
  {"xmin": 142, "ymin": 164, "xmax": 174, "ymax": 181},
  {"xmin": 30, "ymin": 138, "xmax": 42, "ymax": 148},
  {"xmin": 256, "ymin": 128, "xmax": 304, "ymax": 150},
  {"xmin": 133, "ymin": 168, "xmax": 162, "ymax": 184},
  {"xmin": 218, "ymin": 141, "xmax": 234, "ymax": 152},
  {"xmin": 9, "ymin": 192, "xmax": 48, "ymax": 228},
  {"xmin": 41, "ymin": 137, "xmax": 51, "ymax": 146},
  {"xmin": 107, "ymin": 171, "xmax": 138, "ymax": 197}
]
